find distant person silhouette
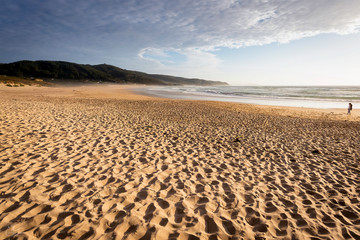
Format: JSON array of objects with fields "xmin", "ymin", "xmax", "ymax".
[{"xmin": 348, "ymin": 103, "xmax": 353, "ymax": 114}]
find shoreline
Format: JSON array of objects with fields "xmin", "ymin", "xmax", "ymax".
[
  {"xmin": 1, "ymin": 83, "xmax": 359, "ymax": 121},
  {"xmin": 1, "ymin": 84, "xmax": 360, "ymax": 239},
  {"xmin": 130, "ymin": 85, "xmax": 360, "ymax": 121},
  {"xmin": 134, "ymin": 85, "xmax": 360, "ymax": 111}
]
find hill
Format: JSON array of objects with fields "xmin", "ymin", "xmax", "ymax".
[{"xmin": 0, "ymin": 60, "xmax": 227, "ymax": 86}]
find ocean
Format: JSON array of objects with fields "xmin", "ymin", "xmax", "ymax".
[{"xmin": 137, "ymin": 85, "xmax": 360, "ymax": 109}]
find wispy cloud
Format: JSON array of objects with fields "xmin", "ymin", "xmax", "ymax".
[
  {"xmin": 1, "ymin": 0, "xmax": 360, "ymax": 69},
  {"xmin": 133, "ymin": 0, "xmax": 360, "ymax": 72},
  {"xmin": 138, "ymin": 47, "xmax": 221, "ymax": 77}
]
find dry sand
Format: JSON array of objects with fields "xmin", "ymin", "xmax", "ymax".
[{"xmin": 0, "ymin": 84, "xmax": 359, "ymax": 240}]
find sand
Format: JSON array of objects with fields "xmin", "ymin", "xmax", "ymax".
[{"xmin": 0, "ymin": 84, "xmax": 359, "ymax": 240}]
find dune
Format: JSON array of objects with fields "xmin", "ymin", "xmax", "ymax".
[{"xmin": 0, "ymin": 84, "xmax": 359, "ymax": 239}]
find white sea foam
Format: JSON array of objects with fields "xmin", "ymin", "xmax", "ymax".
[{"xmin": 137, "ymin": 86, "xmax": 360, "ymax": 109}]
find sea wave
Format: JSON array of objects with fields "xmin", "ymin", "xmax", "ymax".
[{"xmin": 140, "ymin": 86, "xmax": 360, "ymax": 109}]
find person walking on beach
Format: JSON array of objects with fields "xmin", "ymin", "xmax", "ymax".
[{"xmin": 348, "ymin": 103, "xmax": 353, "ymax": 114}]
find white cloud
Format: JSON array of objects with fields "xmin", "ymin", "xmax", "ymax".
[
  {"xmin": 24, "ymin": 0, "xmax": 359, "ymax": 49},
  {"xmin": 1, "ymin": 0, "xmax": 360, "ymax": 76},
  {"xmin": 130, "ymin": 0, "xmax": 360, "ymax": 72},
  {"xmin": 121, "ymin": 0, "xmax": 360, "ymax": 48},
  {"xmin": 138, "ymin": 47, "xmax": 222, "ymax": 77},
  {"xmin": 3, "ymin": 0, "xmax": 360, "ymax": 49}
]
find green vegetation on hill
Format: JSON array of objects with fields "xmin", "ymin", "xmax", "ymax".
[{"xmin": 0, "ymin": 60, "xmax": 227, "ymax": 86}]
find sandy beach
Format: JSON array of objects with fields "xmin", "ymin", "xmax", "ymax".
[{"xmin": 0, "ymin": 84, "xmax": 359, "ymax": 240}]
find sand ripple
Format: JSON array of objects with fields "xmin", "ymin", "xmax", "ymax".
[{"xmin": 0, "ymin": 86, "xmax": 360, "ymax": 239}]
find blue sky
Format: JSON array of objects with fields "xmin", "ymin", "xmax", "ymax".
[{"xmin": 1, "ymin": 0, "xmax": 360, "ymax": 85}]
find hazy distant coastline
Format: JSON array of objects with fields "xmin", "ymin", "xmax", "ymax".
[{"xmin": 0, "ymin": 60, "xmax": 228, "ymax": 86}]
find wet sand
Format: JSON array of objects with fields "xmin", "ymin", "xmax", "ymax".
[{"xmin": 0, "ymin": 85, "xmax": 359, "ymax": 239}]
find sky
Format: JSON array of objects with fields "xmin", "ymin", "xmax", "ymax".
[{"xmin": 1, "ymin": 0, "xmax": 360, "ymax": 85}]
